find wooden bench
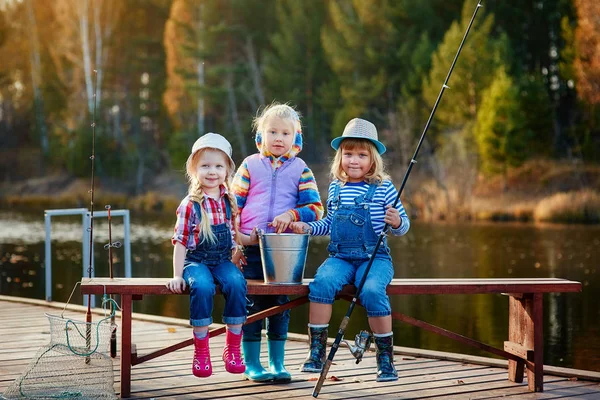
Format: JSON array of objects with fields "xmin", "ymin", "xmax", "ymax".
[{"xmin": 81, "ymin": 277, "xmax": 581, "ymax": 398}]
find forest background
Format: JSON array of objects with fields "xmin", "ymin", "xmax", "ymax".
[{"xmin": 0, "ymin": 0, "xmax": 599, "ymax": 223}]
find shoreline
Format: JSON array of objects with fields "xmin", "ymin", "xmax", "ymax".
[{"xmin": 2, "ymin": 158, "xmax": 599, "ymax": 224}]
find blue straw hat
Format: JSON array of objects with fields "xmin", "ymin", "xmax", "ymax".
[{"xmin": 331, "ymin": 118, "xmax": 386, "ymax": 155}]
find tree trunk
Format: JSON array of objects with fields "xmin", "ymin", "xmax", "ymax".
[
  {"xmin": 78, "ymin": 0, "xmax": 94, "ymax": 116},
  {"xmin": 244, "ymin": 36, "xmax": 265, "ymax": 107},
  {"xmin": 26, "ymin": 0, "xmax": 49, "ymax": 163},
  {"xmin": 93, "ymin": 0, "xmax": 103, "ymax": 109},
  {"xmin": 195, "ymin": 3, "xmax": 205, "ymax": 137},
  {"xmin": 226, "ymin": 73, "xmax": 248, "ymax": 155}
]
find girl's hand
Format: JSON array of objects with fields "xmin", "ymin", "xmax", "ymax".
[
  {"xmin": 167, "ymin": 276, "xmax": 186, "ymax": 293},
  {"xmin": 290, "ymin": 222, "xmax": 310, "ymax": 234},
  {"xmin": 384, "ymin": 204, "xmax": 401, "ymax": 229},
  {"xmin": 270, "ymin": 211, "xmax": 294, "ymax": 233},
  {"xmin": 249, "ymin": 227, "xmax": 259, "ymax": 244},
  {"xmin": 232, "ymin": 246, "xmax": 247, "ymax": 272}
]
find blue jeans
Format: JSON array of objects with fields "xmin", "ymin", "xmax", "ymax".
[
  {"xmin": 183, "ymin": 261, "xmax": 247, "ymax": 327},
  {"xmin": 308, "ymin": 255, "xmax": 394, "ymax": 317},
  {"xmin": 242, "ymin": 245, "xmax": 290, "ymax": 339}
]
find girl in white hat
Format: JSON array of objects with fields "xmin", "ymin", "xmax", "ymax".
[
  {"xmin": 291, "ymin": 118, "xmax": 410, "ymax": 382},
  {"xmin": 167, "ymin": 132, "xmax": 247, "ymax": 378}
]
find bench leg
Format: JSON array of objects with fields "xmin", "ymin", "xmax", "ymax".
[
  {"xmin": 120, "ymin": 294, "xmax": 132, "ymax": 398},
  {"xmin": 507, "ymin": 293, "xmax": 543, "ymax": 392}
]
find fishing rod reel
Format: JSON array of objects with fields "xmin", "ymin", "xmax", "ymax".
[{"xmin": 342, "ymin": 330, "xmax": 373, "ymax": 364}]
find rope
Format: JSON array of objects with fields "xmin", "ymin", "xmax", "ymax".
[{"xmin": 65, "ymin": 296, "xmax": 117, "ymax": 357}]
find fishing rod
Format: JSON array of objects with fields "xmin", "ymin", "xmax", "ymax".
[
  {"xmin": 104, "ymin": 205, "xmax": 122, "ymax": 358},
  {"xmin": 312, "ymin": 1, "xmax": 483, "ymax": 396},
  {"xmin": 85, "ymin": 69, "xmax": 98, "ymax": 364}
]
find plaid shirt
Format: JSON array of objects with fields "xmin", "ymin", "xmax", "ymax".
[{"xmin": 171, "ymin": 186, "xmax": 236, "ymax": 250}]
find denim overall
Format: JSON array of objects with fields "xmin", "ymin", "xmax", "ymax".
[
  {"xmin": 308, "ymin": 182, "xmax": 394, "ymax": 317},
  {"xmin": 183, "ymin": 201, "xmax": 247, "ymax": 327},
  {"xmin": 242, "ymin": 245, "xmax": 290, "ymax": 340}
]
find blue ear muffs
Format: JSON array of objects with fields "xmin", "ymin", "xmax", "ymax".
[{"xmin": 255, "ymin": 131, "xmax": 263, "ymax": 148}]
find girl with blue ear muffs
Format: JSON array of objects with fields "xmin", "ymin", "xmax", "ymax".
[{"xmin": 231, "ymin": 103, "xmax": 324, "ymax": 383}]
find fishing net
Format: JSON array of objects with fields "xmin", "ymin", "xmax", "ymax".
[{"xmin": 3, "ymin": 303, "xmax": 117, "ymax": 399}]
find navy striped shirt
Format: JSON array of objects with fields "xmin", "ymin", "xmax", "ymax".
[{"xmin": 307, "ymin": 180, "xmax": 410, "ymax": 237}]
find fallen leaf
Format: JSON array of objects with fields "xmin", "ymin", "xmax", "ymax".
[
  {"xmin": 307, "ymin": 377, "xmax": 319, "ymax": 381},
  {"xmin": 352, "ymin": 378, "xmax": 363, "ymax": 383},
  {"xmin": 329, "ymin": 376, "xmax": 343, "ymax": 381},
  {"xmin": 167, "ymin": 327, "xmax": 177, "ymax": 333},
  {"xmin": 457, "ymin": 380, "xmax": 465, "ymax": 385},
  {"xmin": 567, "ymin": 377, "xmax": 578, "ymax": 381},
  {"xmin": 401, "ymin": 357, "xmax": 416, "ymax": 360}
]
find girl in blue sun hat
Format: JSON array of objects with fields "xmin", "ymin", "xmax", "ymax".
[{"xmin": 291, "ymin": 118, "xmax": 410, "ymax": 382}]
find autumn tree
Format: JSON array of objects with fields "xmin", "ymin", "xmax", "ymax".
[{"xmin": 573, "ymin": 0, "xmax": 600, "ymax": 104}]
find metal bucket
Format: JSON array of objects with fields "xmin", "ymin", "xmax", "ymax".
[{"xmin": 258, "ymin": 228, "xmax": 310, "ymax": 285}]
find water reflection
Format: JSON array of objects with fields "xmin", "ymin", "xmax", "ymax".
[{"xmin": 1, "ymin": 214, "xmax": 598, "ymax": 372}]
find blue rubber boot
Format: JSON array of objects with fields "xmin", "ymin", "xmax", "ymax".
[
  {"xmin": 242, "ymin": 339, "xmax": 274, "ymax": 382},
  {"xmin": 375, "ymin": 334, "xmax": 398, "ymax": 382},
  {"xmin": 300, "ymin": 326, "xmax": 328, "ymax": 373},
  {"xmin": 268, "ymin": 334, "xmax": 291, "ymax": 383}
]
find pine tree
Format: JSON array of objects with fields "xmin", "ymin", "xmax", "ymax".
[
  {"xmin": 422, "ymin": 1, "xmax": 506, "ymax": 135},
  {"xmin": 474, "ymin": 67, "xmax": 530, "ymax": 180}
]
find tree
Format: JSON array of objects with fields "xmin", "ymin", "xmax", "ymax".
[
  {"xmin": 262, "ymin": 0, "xmax": 333, "ymax": 160},
  {"xmin": 572, "ymin": 0, "xmax": 600, "ymax": 105},
  {"xmin": 118, "ymin": 0, "xmax": 170, "ymax": 191},
  {"xmin": 163, "ymin": 0, "xmax": 277, "ymax": 159},
  {"xmin": 560, "ymin": 0, "xmax": 600, "ymax": 160},
  {"xmin": 25, "ymin": 0, "xmax": 48, "ymax": 160},
  {"xmin": 422, "ymin": 1, "xmax": 507, "ymax": 135},
  {"xmin": 474, "ymin": 67, "xmax": 530, "ymax": 181},
  {"xmin": 321, "ymin": 0, "xmax": 402, "ymax": 135}
]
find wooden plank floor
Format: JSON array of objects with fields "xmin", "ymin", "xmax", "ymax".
[{"xmin": 1, "ymin": 298, "xmax": 599, "ymax": 399}]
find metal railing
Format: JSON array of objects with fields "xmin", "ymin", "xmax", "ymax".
[{"xmin": 44, "ymin": 208, "xmax": 132, "ymax": 307}]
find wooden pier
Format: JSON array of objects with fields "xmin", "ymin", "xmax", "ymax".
[{"xmin": 1, "ymin": 296, "xmax": 599, "ymax": 399}]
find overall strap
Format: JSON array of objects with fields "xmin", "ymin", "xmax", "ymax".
[
  {"xmin": 331, "ymin": 181, "xmax": 342, "ymax": 208},
  {"xmin": 194, "ymin": 196, "xmax": 231, "ymax": 221},
  {"xmin": 364, "ymin": 182, "xmax": 378, "ymax": 202},
  {"xmin": 224, "ymin": 196, "xmax": 232, "ymax": 220},
  {"xmin": 192, "ymin": 200, "xmax": 203, "ymax": 222}
]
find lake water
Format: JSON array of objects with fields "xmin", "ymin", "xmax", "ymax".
[{"xmin": 0, "ymin": 210, "xmax": 598, "ymax": 372}]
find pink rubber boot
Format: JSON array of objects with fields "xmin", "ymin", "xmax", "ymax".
[
  {"xmin": 192, "ymin": 334, "xmax": 212, "ymax": 378},
  {"xmin": 222, "ymin": 329, "xmax": 246, "ymax": 374}
]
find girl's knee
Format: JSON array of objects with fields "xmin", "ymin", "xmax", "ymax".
[
  {"xmin": 189, "ymin": 278, "xmax": 215, "ymax": 295},
  {"xmin": 359, "ymin": 282, "xmax": 387, "ymax": 306},
  {"xmin": 308, "ymin": 281, "xmax": 336, "ymax": 303},
  {"xmin": 220, "ymin": 274, "xmax": 247, "ymax": 296}
]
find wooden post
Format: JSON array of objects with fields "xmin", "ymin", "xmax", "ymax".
[
  {"xmin": 120, "ymin": 294, "xmax": 132, "ymax": 398},
  {"xmin": 531, "ymin": 293, "xmax": 544, "ymax": 392},
  {"xmin": 506, "ymin": 293, "xmax": 544, "ymax": 392}
]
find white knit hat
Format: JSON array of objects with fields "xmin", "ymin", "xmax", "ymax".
[
  {"xmin": 188, "ymin": 133, "xmax": 235, "ymax": 170},
  {"xmin": 331, "ymin": 118, "xmax": 386, "ymax": 154}
]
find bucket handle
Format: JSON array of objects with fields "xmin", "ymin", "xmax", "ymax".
[{"xmin": 256, "ymin": 222, "xmax": 275, "ymax": 237}]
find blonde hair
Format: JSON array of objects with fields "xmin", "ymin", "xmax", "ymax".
[
  {"xmin": 185, "ymin": 148, "xmax": 239, "ymax": 245},
  {"xmin": 253, "ymin": 102, "xmax": 302, "ymax": 134},
  {"xmin": 330, "ymin": 138, "xmax": 389, "ymax": 184}
]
